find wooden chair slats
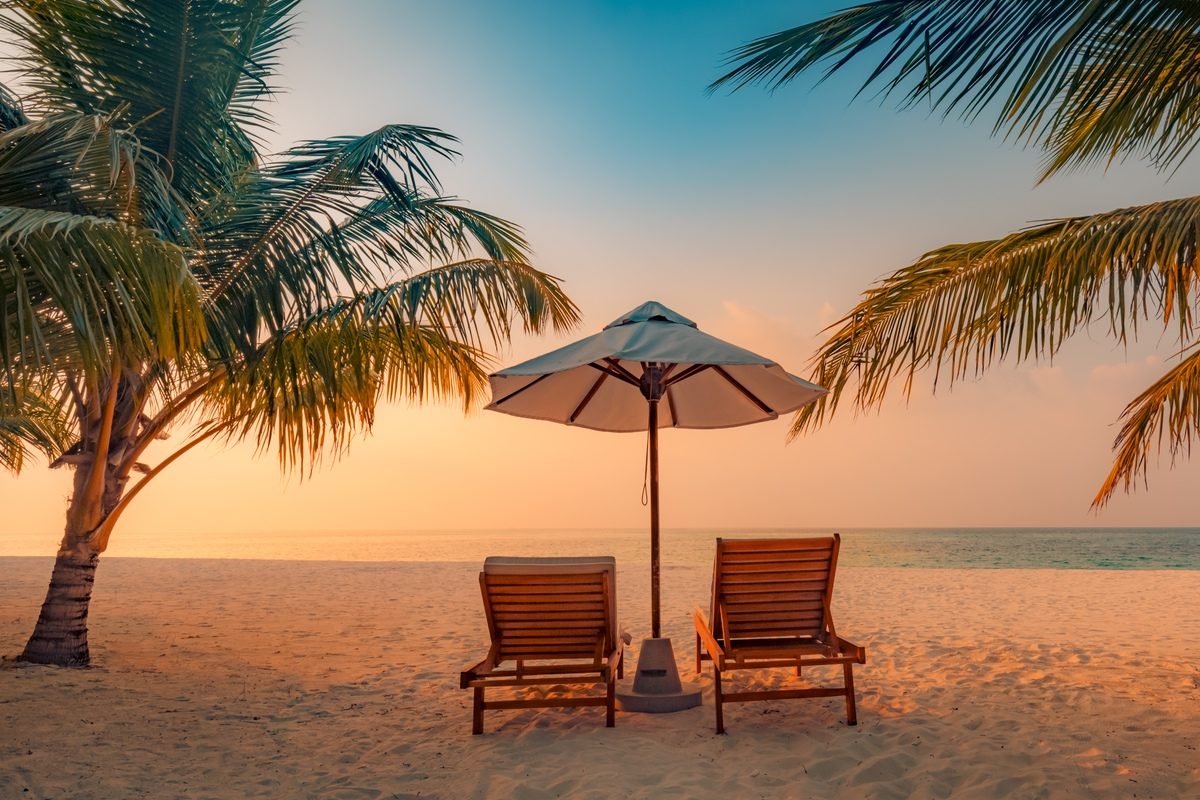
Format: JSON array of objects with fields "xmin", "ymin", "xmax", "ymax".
[
  {"xmin": 484, "ymin": 573, "xmax": 607, "ymax": 584},
  {"xmin": 497, "ymin": 634, "xmax": 601, "ymax": 643},
  {"xmin": 492, "ymin": 602, "xmax": 604, "ymax": 612},
  {"xmin": 724, "ymin": 597, "xmax": 830, "ymax": 609},
  {"xmin": 721, "ymin": 576, "xmax": 832, "ymax": 590},
  {"xmin": 485, "ymin": 586, "xmax": 604, "ymax": 596},
  {"xmin": 719, "ymin": 538, "xmax": 835, "ymax": 551},
  {"xmin": 720, "ymin": 562, "xmax": 831, "ymax": 574},
  {"xmin": 694, "ymin": 534, "xmax": 865, "ymax": 733},
  {"xmin": 727, "ymin": 611, "xmax": 824, "ymax": 626},
  {"xmin": 720, "ymin": 553, "xmax": 834, "ymax": 565},
  {"xmin": 461, "ymin": 559, "xmax": 625, "ymax": 734},
  {"xmin": 495, "ymin": 618, "xmax": 606, "ymax": 629}
]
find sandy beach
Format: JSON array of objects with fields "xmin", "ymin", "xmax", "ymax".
[{"xmin": 1, "ymin": 557, "xmax": 1197, "ymax": 799}]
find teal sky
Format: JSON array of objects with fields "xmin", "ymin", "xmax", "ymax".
[
  {"xmin": 270, "ymin": 0, "xmax": 1200, "ymax": 325},
  {"xmin": 3, "ymin": 1, "xmax": 1197, "ymax": 551}
]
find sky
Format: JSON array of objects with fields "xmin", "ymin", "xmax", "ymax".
[{"xmin": 2, "ymin": 0, "xmax": 1198, "ymax": 554}]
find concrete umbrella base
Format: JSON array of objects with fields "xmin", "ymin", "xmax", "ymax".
[{"xmin": 615, "ymin": 637, "xmax": 703, "ymax": 713}]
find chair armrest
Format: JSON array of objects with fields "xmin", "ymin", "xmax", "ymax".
[
  {"xmin": 693, "ymin": 606, "xmax": 724, "ymax": 666},
  {"xmin": 460, "ymin": 644, "xmax": 500, "ymax": 688},
  {"xmin": 604, "ymin": 634, "xmax": 628, "ymax": 681},
  {"xmin": 837, "ymin": 637, "xmax": 866, "ymax": 664}
]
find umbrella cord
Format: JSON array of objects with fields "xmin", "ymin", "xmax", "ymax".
[{"xmin": 641, "ymin": 428, "xmax": 650, "ymax": 506}]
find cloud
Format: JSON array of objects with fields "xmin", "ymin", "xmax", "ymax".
[
  {"xmin": 711, "ymin": 300, "xmax": 811, "ymax": 362},
  {"xmin": 1025, "ymin": 365, "xmax": 1066, "ymax": 395},
  {"xmin": 1089, "ymin": 354, "xmax": 1162, "ymax": 385},
  {"xmin": 817, "ymin": 301, "xmax": 837, "ymax": 329}
]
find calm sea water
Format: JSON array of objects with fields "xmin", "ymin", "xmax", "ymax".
[{"xmin": 5, "ymin": 527, "xmax": 1196, "ymax": 569}]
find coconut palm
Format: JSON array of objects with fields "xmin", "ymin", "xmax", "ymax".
[
  {"xmin": 712, "ymin": 0, "xmax": 1200, "ymax": 507},
  {"xmin": 0, "ymin": 0, "xmax": 578, "ymax": 667}
]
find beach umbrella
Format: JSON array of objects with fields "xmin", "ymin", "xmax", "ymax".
[{"xmin": 486, "ymin": 300, "xmax": 828, "ymax": 639}]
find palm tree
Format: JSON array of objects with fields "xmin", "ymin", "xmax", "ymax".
[
  {"xmin": 712, "ymin": 1, "xmax": 1200, "ymax": 507},
  {"xmin": 0, "ymin": 0, "xmax": 578, "ymax": 667}
]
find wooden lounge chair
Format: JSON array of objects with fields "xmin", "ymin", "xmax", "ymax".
[
  {"xmin": 460, "ymin": 556, "xmax": 628, "ymax": 734},
  {"xmin": 693, "ymin": 534, "xmax": 866, "ymax": 733}
]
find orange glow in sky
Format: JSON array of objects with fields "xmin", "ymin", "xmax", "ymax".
[{"xmin": 2, "ymin": 2, "xmax": 1197, "ymax": 556}]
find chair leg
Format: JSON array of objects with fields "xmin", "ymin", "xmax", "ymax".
[
  {"xmin": 695, "ymin": 633, "xmax": 702, "ymax": 674},
  {"xmin": 617, "ymin": 651, "xmax": 624, "ymax": 680},
  {"xmin": 843, "ymin": 662, "xmax": 858, "ymax": 726},
  {"xmin": 472, "ymin": 686, "xmax": 484, "ymax": 735},
  {"xmin": 713, "ymin": 663, "xmax": 725, "ymax": 734},
  {"xmin": 606, "ymin": 675, "xmax": 616, "ymax": 727}
]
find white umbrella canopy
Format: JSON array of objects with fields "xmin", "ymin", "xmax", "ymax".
[
  {"xmin": 487, "ymin": 301, "xmax": 827, "ymax": 430},
  {"xmin": 486, "ymin": 301, "xmax": 828, "ymax": 640}
]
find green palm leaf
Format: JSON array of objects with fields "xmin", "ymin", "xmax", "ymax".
[
  {"xmin": 1096, "ymin": 347, "xmax": 1200, "ymax": 506},
  {"xmin": 0, "ymin": 81, "xmax": 28, "ymax": 131},
  {"xmin": 0, "ymin": 111, "xmax": 186, "ymax": 239},
  {"xmin": 0, "ymin": 381, "xmax": 69, "ymax": 473},
  {"xmin": 196, "ymin": 260, "xmax": 578, "ymax": 471},
  {"xmin": 795, "ymin": 195, "xmax": 1200, "ymax": 433},
  {"xmin": 203, "ymin": 320, "xmax": 489, "ymax": 472},
  {"xmin": 712, "ymin": 0, "xmax": 1200, "ymax": 178},
  {"xmin": 198, "ymin": 125, "xmax": 462, "ymax": 306},
  {"xmin": 329, "ymin": 196, "xmax": 533, "ymax": 271},
  {"xmin": 2, "ymin": 0, "xmax": 295, "ymax": 205},
  {"xmin": 0, "ymin": 207, "xmax": 204, "ymax": 372}
]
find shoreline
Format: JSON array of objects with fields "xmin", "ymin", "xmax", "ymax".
[{"xmin": 3, "ymin": 554, "xmax": 1198, "ymax": 570}]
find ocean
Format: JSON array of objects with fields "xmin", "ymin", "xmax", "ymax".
[{"xmin": 6, "ymin": 527, "xmax": 1196, "ymax": 569}]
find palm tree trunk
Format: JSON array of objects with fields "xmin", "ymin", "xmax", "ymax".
[
  {"xmin": 19, "ymin": 444, "xmax": 126, "ymax": 666},
  {"xmin": 19, "ymin": 539, "xmax": 99, "ymax": 666},
  {"xmin": 19, "ymin": 371, "xmax": 139, "ymax": 667}
]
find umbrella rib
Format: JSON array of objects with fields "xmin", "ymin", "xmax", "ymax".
[
  {"xmin": 490, "ymin": 373, "xmax": 555, "ymax": 406},
  {"xmin": 665, "ymin": 385, "xmax": 678, "ymax": 427},
  {"xmin": 601, "ymin": 358, "xmax": 642, "ymax": 386},
  {"xmin": 569, "ymin": 371, "xmax": 608, "ymax": 423},
  {"xmin": 664, "ymin": 363, "xmax": 711, "ymax": 387},
  {"xmin": 587, "ymin": 361, "xmax": 635, "ymax": 385},
  {"xmin": 712, "ymin": 365, "xmax": 774, "ymax": 415}
]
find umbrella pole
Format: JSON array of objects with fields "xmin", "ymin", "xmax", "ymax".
[
  {"xmin": 648, "ymin": 400, "xmax": 660, "ymax": 639},
  {"xmin": 616, "ymin": 394, "xmax": 699, "ymax": 713}
]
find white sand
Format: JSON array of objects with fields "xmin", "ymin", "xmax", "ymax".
[{"xmin": 1, "ymin": 557, "xmax": 1197, "ymax": 799}]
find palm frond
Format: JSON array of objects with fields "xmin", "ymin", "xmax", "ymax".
[
  {"xmin": 0, "ymin": 380, "xmax": 70, "ymax": 473},
  {"xmin": 0, "ymin": 81, "xmax": 28, "ymax": 131},
  {"xmin": 711, "ymin": 0, "xmax": 1200, "ymax": 178},
  {"xmin": 222, "ymin": 1, "xmax": 299, "ymax": 140},
  {"xmin": 199, "ymin": 125, "xmax": 461, "ymax": 305},
  {"xmin": 793, "ymin": 194, "xmax": 1200, "ymax": 434},
  {"xmin": 1, "ymin": 0, "xmax": 294, "ymax": 205},
  {"xmin": 1033, "ymin": 21, "xmax": 1200, "ymax": 177},
  {"xmin": 1095, "ymin": 346, "xmax": 1200, "ymax": 506},
  {"xmin": 355, "ymin": 259, "xmax": 580, "ymax": 347},
  {"xmin": 197, "ymin": 125, "xmax": 503, "ymax": 359},
  {"xmin": 198, "ymin": 306, "xmax": 489, "ymax": 474},
  {"xmin": 0, "ymin": 111, "xmax": 186, "ymax": 239},
  {"xmin": 193, "ymin": 257, "xmax": 577, "ymax": 472},
  {"xmin": 329, "ymin": 196, "xmax": 534, "ymax": 272},
  {"xmin": 0, "ymin": 207, "xmax": 205, "ymax": 373}
]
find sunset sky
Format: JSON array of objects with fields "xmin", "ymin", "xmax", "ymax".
[{"xmin": 2, "ymin": 0, "xmax": 1197, "ymax": 554}]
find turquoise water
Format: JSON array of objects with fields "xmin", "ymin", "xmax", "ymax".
[
  {"xmin": 824, "ymin": 527, "xmax": 1200, "ymax": 570},
  {"xmin": 7, "ymin": 526, "xmax": 1192, "ymax": 569}
]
